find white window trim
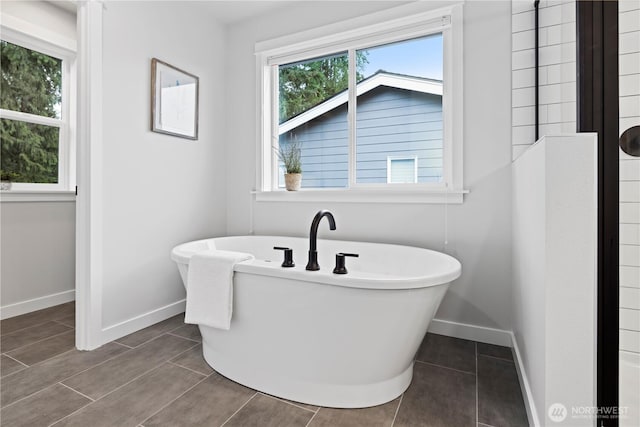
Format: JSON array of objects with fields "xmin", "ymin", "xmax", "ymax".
[
  {"xmin": 254, "ymin": 3, "xmax": 465, "ymax": 204},
  {"xmin": 0, "ymin": 25, "xmax": 77, "ymax": 194},
  {"xmin": 387, "ymin": 156, "xmax": 418, "ymax": 184}
]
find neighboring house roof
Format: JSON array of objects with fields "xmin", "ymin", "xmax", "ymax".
[{"xmin": 279, "ymin": 71, "xmax": 443, "ymax": 135}]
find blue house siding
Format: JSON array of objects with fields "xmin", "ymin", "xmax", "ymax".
[{"xmin": 279, "ymin": 86, "xmax": 443, "ymax": 188}]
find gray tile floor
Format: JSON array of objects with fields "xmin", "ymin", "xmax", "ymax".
[{"xmin": 0, "ymin": 303, "xmax": 528, "ymax": 427}]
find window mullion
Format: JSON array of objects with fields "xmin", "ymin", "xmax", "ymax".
[
  {"xmin": 0, "ymin": 109, "xmax": 63, "ymax": 128},
  {"xmin": 347, "ymin": 49, "xmax": 357, "ymax": 188},
  {"xmin": 271, "ymin": 65, "xmax": 280, "ymax": 191}
]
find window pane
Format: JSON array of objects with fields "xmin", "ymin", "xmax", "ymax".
[
  {"xmin": 389, "ymin": 158, "xmax": 417, "ymax": 183},
  {"xmin": 0, "ymin": 40, "xmax": 62, "ymax": 119},
  {"xmin": 0, "ymin": 118, "xmax": 59, "ymax": 183},
  {"xmin": 278, "ymin": 53, "xmax": 349, "ymax": 188},
  {"xmin": 356, "ymin": 34, "xmax": 444, "ymax": 184}
]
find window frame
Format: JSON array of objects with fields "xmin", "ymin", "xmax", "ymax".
[
  {"xmin": 0, "ymin": 26, "xmax": 76, "ymax": 193},
  {"xmin": 255, "ymin": 3, "xmax": 465, "ymax": 203}
]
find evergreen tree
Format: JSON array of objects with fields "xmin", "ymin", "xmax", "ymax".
[
  {"xmin": 1, "ymin": 40, "xmax": 62, "ymax": 183},
  {"xmin": 279, "ymin": 52, "xmax": 368, "ymax": 123}
]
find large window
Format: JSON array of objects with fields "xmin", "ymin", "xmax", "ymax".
[
  {"xmin": 258, "ymin": 4, "xmax": 464, "ymax": 202},
  {"xmin": 0, "ymin": 32, "xmax": 74, "ymax": 191}
]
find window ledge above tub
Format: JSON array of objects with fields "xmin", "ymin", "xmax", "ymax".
[
  {"xmin": 0, "ymin": 191, "xmax": 76, "ymax": 203},
  {"xmin": 253, "ymin": 188, "xmax": 469, "ymax": 204}
]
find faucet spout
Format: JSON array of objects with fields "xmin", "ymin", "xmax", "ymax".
[{"xmin": 306, "ymin": 210, "xmax": 336, "ymax": 271}]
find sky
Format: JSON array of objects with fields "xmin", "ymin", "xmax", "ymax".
[{"xmin": 359, "ymin": 33, "xmax": 443, "ymax": 81}]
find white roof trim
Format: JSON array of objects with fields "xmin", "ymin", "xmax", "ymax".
[{"xmin": 279, "ymin": 73, "xmax": 443, "ymax": 135}]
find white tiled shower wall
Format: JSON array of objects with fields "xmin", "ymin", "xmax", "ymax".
[
  {"xmin": 619, "ymin": 0, "xmax": 640, "ymax": 357},
  {"xmin": 512, "ymin": 0, "xmax": 577, "ymax": 161},
  {"xmin": 619, "ymin": 4, "xmax": 640, "ymax": 422}
]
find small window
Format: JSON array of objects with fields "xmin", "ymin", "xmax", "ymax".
[
  {"xmin": 0, "ymin": 36, "xmax": 74, "ymax": 191},
  {"xmin": 388, "ymin": 157, "xmax": 418, "ymax": 184},
  {"xmin": 258, "ymin": 4, "xmax": 464, "ymax": 200}
]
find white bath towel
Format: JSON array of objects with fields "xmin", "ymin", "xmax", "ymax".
[{"xmin": 184, "ymin": 249, "xmax": 254, "ymax": 330}]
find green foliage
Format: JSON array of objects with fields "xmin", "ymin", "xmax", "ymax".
[
  {"xmin": 0, "ymin": 169, "xmax": 20, "ymax": 181},
  {"xmin": 1, "ymin": 40, "xmax": 62, "ymax": 183},
  {"xmin": 279, "ymin": 51, "xmax": 368, "ymax": 123},
  {"xmin": 277, "ymin": 138, "xmax": 302, "ymax": 174}
]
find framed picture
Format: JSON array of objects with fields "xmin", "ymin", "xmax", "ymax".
[{"xmin": 150, "ymin": 58, "xmax": 199, "ymax": 140}]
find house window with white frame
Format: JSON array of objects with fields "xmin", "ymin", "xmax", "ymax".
[
  {"xmin": 388, "ymin": 157, "xmax": 418, "ymax": 184},
  {"xmin": 257, "ymin": 4, "xmax": 464, "ymax": 202},
  {"xmin": 0, "ymin": 32, "xmax": 75, "ymax": 192}
]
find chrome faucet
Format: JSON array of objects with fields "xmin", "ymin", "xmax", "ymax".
[{"xmin": 305, "ymin": 210, "xmax": 336, "ymax": 271}]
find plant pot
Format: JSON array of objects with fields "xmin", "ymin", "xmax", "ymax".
[
  {"xmin": 284, "ymin": 173, "xmax": 302, "ymax": 191},
  {"xmin": 0, "ymin": 181, "xmax": 11, "ymax": 191}
]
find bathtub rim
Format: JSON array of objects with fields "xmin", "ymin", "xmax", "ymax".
[{"xmin": 171, "ymin": 235, "xmax": 461, "ymax": 290}]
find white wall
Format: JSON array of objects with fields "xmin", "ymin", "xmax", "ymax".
[
  {"xmin": 619, "ymin": 1, "xmax": 640, "ymax": 425},
  {"xmin": 225, "ymin": 1, "xmax": 514, "ymax": 339},
  {"xmin": 0, "ymin": 0, "xmax": 76, "ymax": 47},
  {"xmin": 0, "ymin": 202, "xmax": 76, "ymax": 318},
  {"xmin": 99, "ymin": 1, "xmax": 227, "ymax": 336},
  {"xmin": 512, "ymin": 0, "xmax": 577, "ymax": 160},
  {"xmin": 0, "ymin": 1, "xmax": 77, "ymax": 318},
  {"xmin": 512, "ymin": 135, "xmax": 597, "ymax": 426}
]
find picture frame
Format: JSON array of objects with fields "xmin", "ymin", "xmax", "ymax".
[{"xmin": 150, "ymin": 58, "xmax": 199, "ymax": 140}]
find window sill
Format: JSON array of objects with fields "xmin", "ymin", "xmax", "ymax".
[
  {"xmin": 0, "ymin": 191, "xmax": 76, "ymax": 203},
  {"xmin": 253, "ymin": 188, "xmax": 468, "ymax": 204}
]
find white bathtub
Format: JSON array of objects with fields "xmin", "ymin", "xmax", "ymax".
[{"xmin": 171, "ymin": 235, "xmax": 461, "ymax": 408}]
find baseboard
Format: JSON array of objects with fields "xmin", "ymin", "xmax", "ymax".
[
  {"xmin": 428, "ymin": 318, "xmax": 512, "ymax": 346},
  {"xmin": 0, "ymin": 289, "xmax": 75, "ymax": 320},
  {"xmin": 511, "ymin": 331, "xmax": 540, "ymax": 427},
  {"xmin": 100, "ymin": 299, "xmax": 186, "ymax": 345}
]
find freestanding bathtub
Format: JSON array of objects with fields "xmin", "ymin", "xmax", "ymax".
[{"xmin": 171, "ymin": 235, "xmax": 461, "ymax": 408}]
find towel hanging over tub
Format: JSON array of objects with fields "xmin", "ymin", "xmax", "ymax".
[{"xmin": 185, "ymin": 249, "xmax": 254, "ymax": 330}]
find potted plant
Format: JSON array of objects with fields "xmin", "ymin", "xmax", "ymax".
[
  {"xmin": 0, "ymin": 170, "xmax": 19, "ymax": 191},
  {"xmin": 277, "ymin": 139, "xmax": 302, "ymax": 191}
]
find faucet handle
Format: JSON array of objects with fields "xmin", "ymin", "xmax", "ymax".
[
  {"xmin": 273, "ymin": 247, "xmax": 295, "ymax": 268},
  {"xmin": 333, "ymin": 253, "xmax": 359, "ymax": 275}
]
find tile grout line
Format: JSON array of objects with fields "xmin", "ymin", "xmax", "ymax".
[
  {"xmin": 390, "ymin": 393, "xmax": 404, "ymax": 427},
  {"xmin": 414, "ymin": 359, "xmax": 476, "ymax": 376},
  {"xmin": 58, "ymin": 382, "xmax": 96, "ymax": 402},
  {"xmin": 169, "ymin": 342, "xmax": 201, "ymax": 361},
  {"xmin": 166, "ymin": 360, "xmax": 209, "ymax": 378},
  {"xmin": 1, "ymin": 320, "xmax": 58, "ymax": 337},
  {"xmin": 3, "ymin": 327, "xmax": 75, "ymax": 356},
  {"xmin": 1, "ymin": 305, "xmax": 75, "ymax": 336},
  {"xmin": 304, "ymin": 408, "xmax": 319, "ymax": 427},
  {"xmin": 2, "ymin": 353, "xmax": 29, "ymax": 368},
  {"xmin": 220, "ymin": 392, "xmax": 258, "ymax": 427},
  {"xmin": 139, "ymin": 368, "xmax": 213, "ymax": 426},
  {"xmin": 475, "ymin": 342, "xmax": 479, "ymax": 427},
  {"xmin": 46, "ymin": 391, "xmax": 96, "ymax": 427},
  {"xmin": 166, "ymin": 332, "xmax": 201, "ymax": 344},
  {"xmin": 113, "ymin": 317, "xmax": 188, "ymax": 348},
  {"xmin": 257, "ymin": 392, "xmax": 318, "ymax": 414},
  {"xmin": 52, "ymin": 319, "xmax": 75, "ymax": 328},
  {"xmin": 477, "ymin": 353, "xmax": 515, "ymax": 364},
  {"xmin": 3, "ymin": 381, "xmax": 68, "ymax": 411}
]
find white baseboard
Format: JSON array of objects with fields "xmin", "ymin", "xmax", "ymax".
[
  {"xmin": 511, "ymin": 331, "xmax": 540, "ymax": 427},
  {"xmin": 100, "ymin": 299, "xmax": 186, "ymax": 345},
  {"xmin": 0, "ymin": 289, "xmax": 75, "ymax": 320},
  {"xmin": 428, "ymin": 318, "xmax": 512, "ymax": 347}
]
